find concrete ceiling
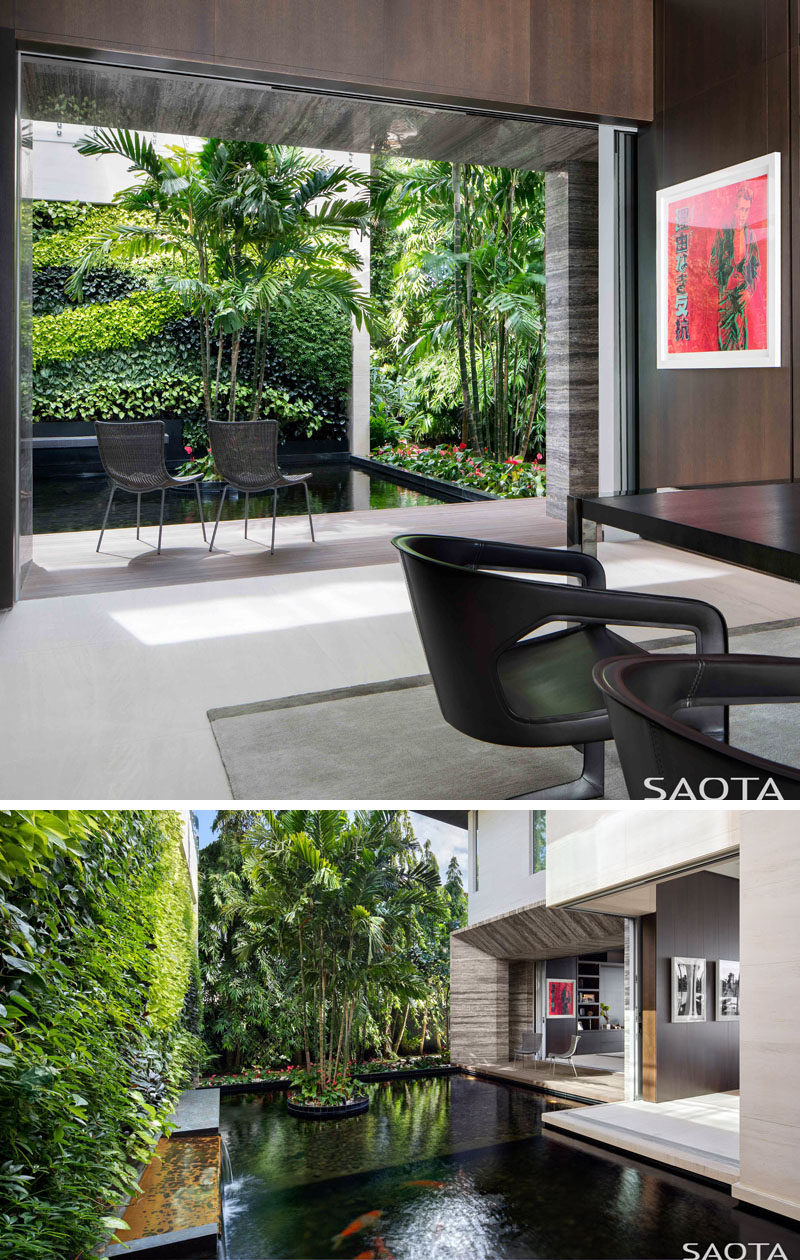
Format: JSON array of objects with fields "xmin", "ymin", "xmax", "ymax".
[
  {"xmin": 569, "ymin": 854, "xmax": 741, "ymax": 917},
  {"xmin": 23, "ymin": 56, "xmax": 597, "ymax": 170},
  {"xmin": 454, "ymin": 899, "xmax": 624, "ymax": 961}
]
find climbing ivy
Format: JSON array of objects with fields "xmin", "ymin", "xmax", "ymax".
[{"xmin": 0, "ymin": 810, "xmax": 201, "ymax": 1260}]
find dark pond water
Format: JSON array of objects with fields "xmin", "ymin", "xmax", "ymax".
[
  {"xmin": 32, "ymin": 464, "xmax": 444, "ymax": 534},
  {"xmin": 219, "ymin": 1076, "xmax": 800, "ymax": 1260}
]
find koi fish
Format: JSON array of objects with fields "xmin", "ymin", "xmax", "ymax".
[
  {"xmin": 402, "ymin": 1179, "xmax": 445, "ymax": 1189},
  {"xmin": 353, "ymin": 1252, "xmax": 375, "ymax": 1259},
  {"xmin": 332, "ymin": 1210, "xmax": 382, "ymax": 1248}
]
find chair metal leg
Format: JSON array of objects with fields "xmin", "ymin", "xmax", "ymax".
[
  {"xmin": 571, "ymin": 1059, "xmax": 578, "ymax": 1078},
  {"xmin": 304, "ymin": 481, "xmax": 315, "ymax": 542},
  {"xmin": 271, "ymin": 488, "xmax": 278, "ymax": 555},
  {"xmin": 513, "ymin": 740, "xmax": 604, "ymax": 801},
  {"xmin": 97, "ymin": 485, "xmax": 115, "ymax": 552},
  {"xmin": 209, "ymin": 484, "xmax": 228, "ymax": 552},
  {"xmin": 157, "ymin": 489, "xmax": 165, "ymax": 555},
  {"xmin": 195, "ymin": 482, "xmax": 207, "ymax": 542},
  {"xmin": 244, "ymin": 492, "xmax": 249, "ymax": 540},
  {"xmin": 136, "ymin": 493, "xmax": 141, "ymax": 540}
]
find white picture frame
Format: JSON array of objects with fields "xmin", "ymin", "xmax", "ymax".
[
  {"xmin": 672, "ymin": 956, "xmax": 706, "ymax": 1022},
  {"xmin": 716, "ymin": 959, "xmax": 740, "ymax": 1021},
  {"xmin": 656, "ymin": 152, "xmax": 781, "ymax": 369}
]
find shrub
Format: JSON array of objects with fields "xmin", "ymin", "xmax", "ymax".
[
  {"xmin": 0, "ymin": 809, "xmax": 201, "ymax": 1260},
  {"xmin": 33, "ymin": 290, "xmax": 183, "ymax": 366},
  {"xmin": 373, "ymin": 442, "xmax": 546, "ymax": 498},
  {"xmin": 33, "ymin": 265, "xmax": 144, "ymax": 316}
]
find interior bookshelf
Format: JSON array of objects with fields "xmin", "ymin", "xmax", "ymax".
[{"xmin": 577, "ymin": 960, "xmax": 601, "ymax": 1030}]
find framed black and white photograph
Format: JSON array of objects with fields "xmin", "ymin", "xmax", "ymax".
[
  {"xmin": 716, "ymin": 960, "xmax": 740, "ymax": 1020},
  {"xmin": 672, "ymin": 957, "xmax": 706, "ymax": 1022}
]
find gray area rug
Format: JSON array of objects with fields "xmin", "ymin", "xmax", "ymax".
[{"xmin": 208, "ymin": 619, "xmax": 800, "ymax": 800}]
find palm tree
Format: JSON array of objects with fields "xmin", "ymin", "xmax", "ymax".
[
  {"xmin": 231, "ymin": 810, "xmax": 440, "ymax": 1093},
  {"xmin": 373, "ymin": 157, "xmax": 546, "ymax": 461},
  {"xmin": 68, "ymin": 132, "xmax": 378, "ymax": 423}
]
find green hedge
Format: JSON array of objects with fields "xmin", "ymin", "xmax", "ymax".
[
  {"xmin": 0, "ymin": 809, "xmax": 200, "ymax": 1260},
  {"xmin": 33, "ymin": 290, "xmax": 182, "ymax": 367}
]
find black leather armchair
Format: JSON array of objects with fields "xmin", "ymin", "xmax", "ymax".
[
  {"xmin": 392, "ymin": 534, "xmax": 728, "ymax": 798},
  {"xmin": 594, "ymin": 653, "xmax": 800, "ymax": 800}
]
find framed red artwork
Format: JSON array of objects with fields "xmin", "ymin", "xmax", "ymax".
[
  {"xmin": 657, "ymin": 152, "xmax": 780, "ymax": 368},
  {"xmin": 547, "ymin": 978, "xmax": 574, "ymax": 1019}
]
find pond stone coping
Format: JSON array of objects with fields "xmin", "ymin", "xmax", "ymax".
[
  {"xmin": 105, "ymin": 1222, "xmax": 218, "ymax": 1259},
  {"xmin": 165, "ymin": 1087, "xmax": 220, "ymax": 1136}
]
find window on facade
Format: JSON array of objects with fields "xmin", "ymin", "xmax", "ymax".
[
  {"xmin": 471, "ymin": 813, "xmax": 479, "ymax": 893},
  {"xmin": 531, "ymin": 811, "xmax": 546, "ymax": 873}
]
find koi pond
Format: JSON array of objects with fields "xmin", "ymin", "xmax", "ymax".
[
  {"xmin": 219, "ymin": 1075, "xmax": 800, "ymax": 1260},
  {"xmin": 32, "ymin": 463, "xmax": 445, "ymax": 534}
]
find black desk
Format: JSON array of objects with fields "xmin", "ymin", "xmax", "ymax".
[{"xmin": 571, "ymin": 482, "xmax": 800, "ymax": 583}]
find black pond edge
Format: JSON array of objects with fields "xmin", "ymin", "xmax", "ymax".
[
  {"xmin": 355, "ymin": 1065, "xmax": 458, "ymax": 1083},
  {"xmin": 198, "ymin": 1065, "xmax": 457, "ymax": 1096},
  {"xmin": 287, "ymin": 1095, "xmax": 369, "ymax": 1120},
  {"xmin": 350, "ymin": 453, "xmax": 497, "ymax": 503},
  {"xmin": 197, "ymin": 1079, "xmax": 292, "ymax": 1095}
]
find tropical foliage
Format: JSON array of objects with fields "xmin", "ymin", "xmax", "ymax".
[
  {"xmin": 68, "ymin": 133, "xmax": 377, "ymax": 424},
  {"xmin": 374, "ymin": 441, "xmax": 545, "ymax": 497},
  {"xmin": 370, "ymin": 157, "xmax": 546, "ymax": 462},
  {"xmin": 32, "ymin": 202, "xmax": 352, "ymax": 441},
  {"xmin": 198, "ymin": 811, "xmax": 467, "ymax": 1094},
  {"xmin": 0, "ymin": 810, "xmax": 201, "ymax": 1260}
]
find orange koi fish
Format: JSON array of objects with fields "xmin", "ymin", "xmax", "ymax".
[
  {"xmin": 402, "ymin": 1179, "xmax": 445, "ymax": 1189},
  {"xmin": 332, "ymin": 1210, "xmax": 382, "ymax": 1248},
  {"xmin": 353, "ymin": 1252, "xmax": 375, "ymax": 1259}
]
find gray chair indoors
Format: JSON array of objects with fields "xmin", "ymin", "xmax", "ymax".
[
  {"xmin": 94, "ymin": 420, "xmax": 206, "ymax": 555},
  {"xmin": 207, "ymin": 419, "xmax": 316, "ymax": 554},
  {"xmin": 547, "ymin": 1034, "xmax": 581, "ymax": 1077},
  {"xmin": 512, "ymin": 1030, "xmax": 542, "ymax": 1067}
]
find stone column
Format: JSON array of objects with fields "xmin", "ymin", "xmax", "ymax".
[
  {"xmin": 450, "ymin": 934, "xmax": 509, "ymax": 1066},
  {"xmin": 348, "ymin": 152, "xmax": 371, "ymax": 458},
  {"xmin": 544, "ymin": 162, "xmax": 599, "ymax": 521}
]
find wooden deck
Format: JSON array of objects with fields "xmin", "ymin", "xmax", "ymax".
[
  {"xmin": 465, "ymin": 1058, "xmax": 625, "ymax": 1105},
  {"xmin": 23, "ymin": 495, "xmax": 563, "ymax": 600}
]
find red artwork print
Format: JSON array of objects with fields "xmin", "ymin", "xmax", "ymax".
[
  {"xmin": 667, "ymin": 174, "xmax": 768, "ymax": 356},
  {"xmin": 547, "ymin": 980, "xmax": 574, "ymax": 1018}
]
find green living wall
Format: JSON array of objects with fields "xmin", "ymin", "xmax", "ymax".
[
  {"xmin": 0, "ymin": 809, "xmax": 201, "ymax": 1260},
  {"xmin": 32, "ymin": 200, "xmax": 352, "ymax": 448}
]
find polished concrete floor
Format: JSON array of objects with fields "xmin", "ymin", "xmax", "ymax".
[
  {"xmin": 542, "ymin": 1092, "xmax": 740, "ymax": 1187},
  {"xmin": 5, "ymin": 498, "xmax": 800, "ymax": 798}
]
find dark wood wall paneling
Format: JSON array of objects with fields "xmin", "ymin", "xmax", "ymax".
[
  {"xmin": 638, "ymin": 0, "xmax": 793, "ymax": 489},
  {"xmin": 11, "ymin": 1, "xmax": 654, "ymax": 123},
  {"xmin": 545, "ymin": 955, "xmax": 578, "ymax": 1055},
  {"xmin": 654, "ymin": 871, "xmax": 739, "ymax": 1103}
]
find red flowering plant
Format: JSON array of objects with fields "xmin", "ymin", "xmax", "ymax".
[
  {"xmin": 290, "ymin": 1063, "xmax": 364, "ymax": 1107},
  {"xmin": 373, "ymin": 442, "xmax": 545, "ymax": 498}
]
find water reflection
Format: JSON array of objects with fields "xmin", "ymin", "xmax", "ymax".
[
  {"xmin": 32, "ymin": 465, "xmax": 444, "ymax": 534},
  {"xmin": 219, "ymin": 1077, "xmax": 800, "ymax": 1260}
]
